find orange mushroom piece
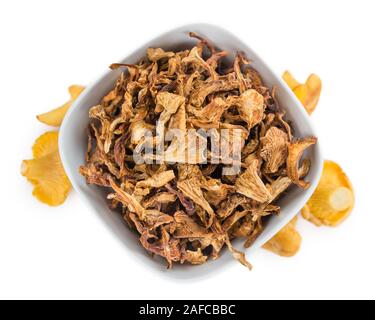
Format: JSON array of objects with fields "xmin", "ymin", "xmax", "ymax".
[
  {"xmin": 21, "ymin": 132, "xmax": 71, "ymax": 206},
  {"xmin": 262, "ymin": 216, "xmax": 302, "ymax": 257},
  {"xmin": 302, "ymin": 160, "xmax": 354, "ymax": 227},
  {"xmin": 37, "ymin": 85, "xmax": 85, "ymax": 127},
  {"xmin": 282, "ymin": 71, "xmax": 322, "ymax": 115}
]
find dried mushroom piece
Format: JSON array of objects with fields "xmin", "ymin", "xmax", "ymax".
[
  {"xmin": 181, "ymin": 248, "xmax": 208, "ymax": 265},
  {"xmin": 282, "ymin": 71, "xmax": 300, "ymax": 90},
  {"xmin": 235, "ymin": 159, "xmax": 272, "ymax": 203},
  {"xmin": 79, "ymin": 32, "xmax": 316, "ymax": 269},
  {"xmin": 302, "ymin": 160, "xmax": 354, "ymax": 227},
  {"xmin": 189, "ymin": 98, "xmax": 228, "ymax": 128},
  {"xmin": 142, "ymin": 192, "xmax": 177, "ymax": 209},
  {"xmin": 286, "ymin": 137, "xmax": 317, "ymax": 189},
  {"xmin": 173, "ymin": 211, "xmax": 211, "ymax": 238},
  {"xmin": 108, "ymin": 178, "xmax": 146, "ymax": 220},
  {"xmin": 227, "ymin": 89, "xmax": 265, "ymax": 129},
  {"xmin": 147, "ymin": 48, "xmax": 175, "ymax": 62},
  {"xmin": 260, "ymin": 127, "xmax": 288, "ymax": 173},
  {"xmin": 177, "ymin": 177, "xmax": 215, "ymax": 227},
  {"xmin": 282, "ymin": 71, "xmax": 322, "ymax": 115},
  {"xmin": 262, "ymin": 216, "xmax": 301, "ymax": 257},
  {"xmin": 21, "ymin": 132, "xmax": 71, "ymax": 206},
  {"xmin": 136, "ymin": 170, "xmax": 175, "ymax": 189},
  {"xmin": 37, "ymin": 85, "xmax": 85, "ymax": 127}
]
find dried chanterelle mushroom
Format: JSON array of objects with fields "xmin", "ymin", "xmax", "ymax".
[{"xmin": 79, "ymin": 32, "xmax": 317, "ymax": 269}]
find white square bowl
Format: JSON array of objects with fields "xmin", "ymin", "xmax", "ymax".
[{"xmin": 59, "ymin": 23, "xmax": 323, "ymax": 278}]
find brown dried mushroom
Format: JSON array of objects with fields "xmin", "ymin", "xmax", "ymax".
[{"xmin": 79, "ymin": 33, "xmax": 317, "ymax": 269}]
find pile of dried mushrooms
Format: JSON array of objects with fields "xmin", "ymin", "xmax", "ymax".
[{"xmin": 80, "ymin": 33, "xmax": 317, "ymax": 269}]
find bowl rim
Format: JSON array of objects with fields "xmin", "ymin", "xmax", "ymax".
[{"xmin": 59, "ymin": 23, "xmax": 323, "ymax": 277}]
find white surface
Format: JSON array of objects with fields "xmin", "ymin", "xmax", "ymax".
[
  {"xmin": 59, "ymin": 23, "xmax": 323, "ymax": 278},
  {"xmin": 0, "ymin": 0, "xmax": 373, "ymax": 300}
]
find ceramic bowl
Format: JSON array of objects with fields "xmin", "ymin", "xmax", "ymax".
[{"xmin": 59, "ymin": 23, "xmax": 323, "ymax": 277}]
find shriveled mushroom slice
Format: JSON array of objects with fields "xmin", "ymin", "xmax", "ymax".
[
  {"xmin": 241, "ymin": 89, "xmax": 265, "ymax": 129},
  {"xmin": 215, "ymin": 123, "xmax": 248, "ymax": 167},
  {"xmin": 88, "ymin": 105, "xmax": 113, "ymax": 153},
  {"xmin": 244, "ymin": 219, "xmax": 263, "ymax": 248},
  {"xmin": 181, "ymin": 248, "xmax": 208, "ymax": 265},
  {"xmin": 136, "ymin": 170, "xmax": 175, "ymax": 189},
  {"xmin": 168, "ymin": 102, "xmax": 187, "ymax": 132},
  {"xmin": 189, "ymin": 32, "xmax": 217, "ymax": 55},
  {"xmin": 142, "ymin": 192, "xmax": 177, "ymax": 209},
  {"xmin": 225, "ymin": 239, "xmax": 252, "ymax": 271},
  {"xmin": 155, "ymin": 91, "xmax": 185, "ymax": 115},
  {"xmin": 217, "ymin": 194, "xmax": 246, "ymax": 219},
  {"xmin": 200, "ymin": 177, "xmax": 235, "ymax": 207},
  {"xmin": 189, "ymin": 97, "xmax": 228, "ymax": 128},
  {"xmin": 222, "ymin": 210, "xmax": 252, "ymax": 232},
  {"xmin": 155, "ymin": 92, "xmax": 185, "ymax": 143},
  {"xmin": 160, "ymin": 103, "xmax": 190, "ymax": 163},
  {"xmin": 231, "ymin": 216, "xmax": 256, "ymax": 239},
  {"xmin": 275, "ymin": 112, "xmax": 293, "ymax": 141},
  {"xmin": 183, "ymin": 71, "xmax": 200, "ymax": 97},
  {"xmin": 244, "ymin": 67, "xmax": 264, "ymax": 90},
  {"xmin": 177, "ymin": 177, "xmax": 215, "ymax": 227},
  {"xmin": 161, "ymin": 228, "xmax": 182, "ymax": 269},
  {"xmin": 108, "ymin": 178, "xmax": 146, "ymax": 220},
  {"xmin": 286, "ymin": 137, "xmax": 317, "ymax": 189},
  {"xmin": 260, "ymin": 127, "xmax": 288, "ymax": 174},
  {"xmin": 268, "ymin": 176, "xmax": 293, "ymax": 201},
  {"xmin": 173, "ymin": 211, "xmax": 211, "ymax": 238},
  {"xmin": 233, "ymin": 53, "xmax": 251, "ymax": 93},
  {"xmin": 227, "ymin": 89, "xmax": 265, "ymax": 129},
  {"xmin": 267, "ymin": 159, "xmax": 311, "ymax": 201},
  {"xmin": 182, "ymin": 47, "xmax": 218, "ymax": 80},
  {"xmin": 196, "ymin": 234, "xmax": 226, "ymax": 260},
  {"xmin": 189, "ymin": 79, "xmax": 239, "ymax": 108},
  {"xmin": 140, "ymin": 228, "xmax": 181, "ymax": 269},
  {"xmin": 79, "ymin": 164, "xmax": 111, "ymax": 188},
  {"xmin": 206, "ymin": 51, "xmax": 228, "ymax": 70},
  {"xmin": 129, "ymin": 214, "xmax": 177, "ymax": 268},
  {"xmin": 235, "ymin": 159, "xmax": 272, "ymax": 203},
  {"xmin": 177, "ymin": 164, "xmax": 203, "ymax": 181},
  {"xmin": 113, "ymin": 136, "xmax": 126, "ymax": 170},
  {"xmin": 143, "ymin": 210, "xmax": 174, "ymax": 230},
  {"xmin": 210, "ymin": 219, "xmax": 252, "ymax": 270},
  {"xmin": 165, "ymin": 184, "xmax": 195, "ymax": 215},
  {"xmin": 251, "ymin": 204, "xmax": 280, "ymax": 222},
  {"xmin": 166, "ymin": 56, "xmax": 179, "ymax": 76},
  {"xmin": 147, "ymin": 47, "xmax": 175, "ymax": 62}
]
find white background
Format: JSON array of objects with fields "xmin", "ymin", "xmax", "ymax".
[{"xmin": 0, "ymin": 0, "xmax": 374, "ymax": 300}]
